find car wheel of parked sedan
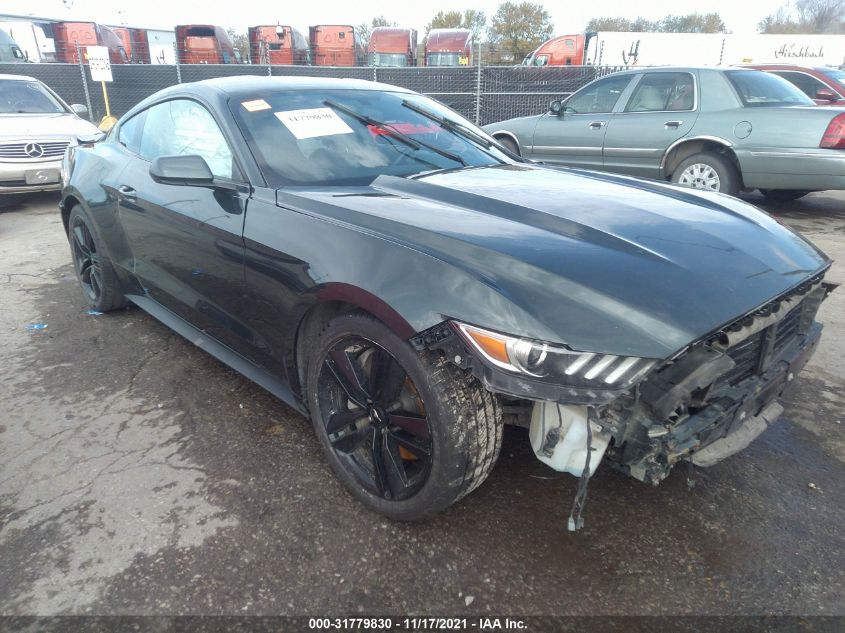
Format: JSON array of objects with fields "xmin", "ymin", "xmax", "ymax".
[
  {"xmin": 67, "ymin": 205, "xmax": 126, "ymax": 312},
  {"xmin": 495, "ymin": 136, "xmax": 520, "ymax": 156},
  {"xmin": 672, "ymin": 152, "xmax": 740, "ymax": 196},
  {"xmin": 306, "ymin": 312, "xmax": 503, "ymax": 521},
  {"xmin": 760, "ymin": 189, "xmax": 809, "ymax": 203}
]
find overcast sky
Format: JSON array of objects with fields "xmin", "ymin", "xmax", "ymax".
[{"xmin": 4, "ymin": 0, "xmax": 791, "ymax": 35}]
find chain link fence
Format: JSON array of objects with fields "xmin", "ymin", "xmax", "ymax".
[{"xmin": 0, "ymin": 57, "xmax": 620, "ymax": 126}]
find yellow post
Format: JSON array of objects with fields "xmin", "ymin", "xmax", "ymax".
[
  {"xmin": 101, "ymin": 81, "xmax": 111, "ymax": 118},
  {"xmin": 98, "ymin": 81, "xmax": 117, "ymax": 132}
]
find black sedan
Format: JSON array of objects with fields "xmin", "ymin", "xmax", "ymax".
[{"xmin": 61, "ymin": 77, "xmax": 832, "ymax": 527}]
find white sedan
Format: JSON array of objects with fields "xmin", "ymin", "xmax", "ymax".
[{"xmin": 0, "ymin": 74, "xmax": 100, "ymax": 195}]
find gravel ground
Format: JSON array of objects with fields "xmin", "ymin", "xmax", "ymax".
[{"xmin": 0, "ymin": 190, "xmax": 843, "ymax": 617}]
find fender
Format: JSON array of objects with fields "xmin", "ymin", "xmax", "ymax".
[
  {"xmin": 316, "ymin": 282, "xmax": 416, "ymax": 339},
  {"xmin": 491, "ymin": 130, "xmax": 522, "ymax": 153},
  {"xmin": 660, "ymin": 135, "xmax": 734, "ymax": 175}
]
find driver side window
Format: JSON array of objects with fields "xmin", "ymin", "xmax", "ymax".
[
  {"xmin": 138, "ymin": 99, "xmax": 238, "ymax": 180},
  {"xmin": 565, "ymin": 74, "xmax": 633, "ymax": 114}
]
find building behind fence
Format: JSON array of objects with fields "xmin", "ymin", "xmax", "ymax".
[{"xmin": 0, "ymin": 54, "xmax": 620, "ymax": 126}]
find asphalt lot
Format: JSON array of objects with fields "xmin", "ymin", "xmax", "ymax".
[{"xmin": 0, "ymin": 190, "xmax": 843, "ymax": 617}]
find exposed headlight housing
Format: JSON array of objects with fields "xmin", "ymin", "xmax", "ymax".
[{"xmin": 453, "ymin": 321, "xmax": 657, "ymax": 390}]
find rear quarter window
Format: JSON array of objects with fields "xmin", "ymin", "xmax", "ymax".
[{"xmin": 725, "ymin": 70, "xmax": 814, "ymax": 107}]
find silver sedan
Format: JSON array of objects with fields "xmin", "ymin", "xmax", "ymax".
[
  {"xmin": 484, "ymin": 66, "xmax": 845, "ymax": 202},
  {"xmin": 0, "ymin": 74, "xmax": 99, "ymax": 195}
]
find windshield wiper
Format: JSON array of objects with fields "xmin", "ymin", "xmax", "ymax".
[
  {"xmin": 401, "ymin": 100, "xmax": 514, "ymax": 161},
  {"xmin": 323, "ymin": 100, "xmax": 467, "ymax": 167}
]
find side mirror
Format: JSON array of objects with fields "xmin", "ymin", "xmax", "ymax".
[
  {"xmin": 70, "ymin": 103, "xmax": 89, "ymax": 117},
  {"xmin": 815, "ymin": 87, "xmax": 837, "ymax": 102},
  {"xmin": 549, "ymin": 99, "xmax": 563, "ymax": 115},
  {"xmin": 150, "ymin": 155, "xmax": 214, "ymax": 187}
]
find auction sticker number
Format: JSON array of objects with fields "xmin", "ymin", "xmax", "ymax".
[{"xmin": 274, "ymin": 108, "xmax": 354, "ymax": 139}]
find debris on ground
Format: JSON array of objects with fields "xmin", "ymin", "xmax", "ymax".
[{"xmin": 24, "ymin": 323, "xmax": 47, "ymax": 330}]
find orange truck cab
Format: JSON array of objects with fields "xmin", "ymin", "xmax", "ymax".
[
  {"xmin": 367, "ymin": 27, "xmax": 417, "ymax": 66},
  {"xmin": 309, "ymin": 25, "xmax": 363, "ymax": 66},
  {"xmin": 248, "ymin": 25, "xmax": 309, "ymax": 65},
  {"xmin": 176, "ymin": 25, "xmax": 238, "ymax": 64},
  {"xmin": 522, "ymin": 33, "xmax": 597, "ymax": 66},
  {"xmin": 110, "ymin": 27, "xmax": 150, "ymax": 63},
  {"xmin": 424, "ymin": 28, "xmax": 473, "ymax": 66},
  {"xmin": 53, "ymin": 22, "xmax": 129, "ymax": 64}
]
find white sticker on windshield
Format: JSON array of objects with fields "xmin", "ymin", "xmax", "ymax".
[
  {"xmin": 242, "ymin": 99, "xmax": 271, "ymax": 112},
  {"xmin": 274, "ymin": 108, "xmax": 354, "ymax": 139}
]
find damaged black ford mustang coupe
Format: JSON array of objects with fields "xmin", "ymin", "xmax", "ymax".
[{"xmin": 60, "ymin": 77, "xmax": 833, "ymax": 528}]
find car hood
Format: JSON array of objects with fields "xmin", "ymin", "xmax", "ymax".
[
  {"xmin": 0, "ymin": 113, "xmax": 99, "ymax": 140},
  {"xmin": 279, "ymin": 164, "xmax": 829, "ymax": 358}
]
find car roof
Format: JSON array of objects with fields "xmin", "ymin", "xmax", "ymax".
[
  {"xmin": 178, "ymin": 75, "xmax": 414, "ymax": 99},
  {"xmin": 120, "ymin": 75, "xmax": 418, "ymax": 124},
  {"xmin": 604, "ymin": 66, "xmax": 753, "ymax": 78},
  {"xmin": 0, "ymin": 73, "xmax": 37, "ymax": 82}
]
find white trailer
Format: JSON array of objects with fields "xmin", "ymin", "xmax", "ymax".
[
  {"xmin": 723, "ymin": 34, "xmax": 845, "ymax": 67},
  {"xmin": 147, "ymin": 29, "xmax": 176, "ymax": 65},
  {"xmin": 584, "ymin": 31, "xmax": 845, "ymax": 68},
  {"xmin": 0, "ymin": 21, "xmax": 56, "ymax": 62}
]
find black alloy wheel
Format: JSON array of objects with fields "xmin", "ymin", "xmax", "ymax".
[
  {"xmin": 316, "ymin": 336, "xmax": 433, "ymax": 501},
  {"xmin": 70, "ymin": 213, "xmax": 104, "ymax": 303}
]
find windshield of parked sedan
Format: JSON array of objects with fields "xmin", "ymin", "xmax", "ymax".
[
  {"xmin": 0, "ymin": 79, "xmax": 67, "ymax": 114},
  {"xmin": 725, "ymin": 70, "xmax": 814, "ymax": 107},
  {"xmin": 230, "ymin": 89, "xmax": 507, "ymax": 187}
]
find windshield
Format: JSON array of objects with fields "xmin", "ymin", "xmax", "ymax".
[
  {"xmin": 369, "ymin": 53, "xmax": 408, "ymax": 66},
  {"xmin": 0, "ymin": 79, "xmax": 67, "ymax": 114},
  {"xmin": 230, "ymin": 89, "xmax": 507, "ymax": 187},
  {"xmin": 725, "ymin": 70, "xmax": 814, "ymax": 107},
  {"xmin": 426, "ymin": 53, "xmax": 468, "ymax": 66},
  {"xmin": 817, "ymin": 68, "xmax": 845, "ymax": 86}
]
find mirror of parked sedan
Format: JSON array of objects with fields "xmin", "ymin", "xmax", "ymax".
[
  {"xmin": 549, "ymin": 99, "xmax": 562, "ymax": 115},
  {"xmin": 149, "ymin": 155, "xmax": 214, "ymax": 187},
  {"xmin": 70, "ymin": 103, "xmax": 89, "ymax": 117},
  {"xmin": 815, "ymin": 87, "xmax": 837, "ymax": 102}
]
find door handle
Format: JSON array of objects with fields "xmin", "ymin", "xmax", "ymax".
[
  {"xmin": 589, "ymin": 121, "xmax": 606, "ymax": 128},
  {"xmin": 664, "ymin": 121, "xmax": 683, "ymax": 128},
  {"xmin": 118, "ymin": 185, "xmax": 137, "ymax": 200}
]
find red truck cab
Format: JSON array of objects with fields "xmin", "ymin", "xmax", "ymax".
[
  {"xmin": 522, "ymin": 33, "xmax": 596, "ymax": 66},
  {"xmin": 367, "ymin": 27, "xmax": 417, "ymax": 66},
  {"xmin": 424, "ymin": 29, "xmax": 472, "ymax": 66},
  {"xmin": 309, "ymin": 25, "xmax": 362, "ymax": 66},
  {"xmin": 248, "ymin": 25, "xmax": 309, "ymax": 65},
  {"xmin": 53, "ymin": 22, "xmax": 129, "ymax": 64},
  {"xmin": 110, "ymin": 27, "xmax": 150, "ymax": 63},
  {"xmin": 176, "ymin": 25, "xmax": 238, "ymax": 64}
]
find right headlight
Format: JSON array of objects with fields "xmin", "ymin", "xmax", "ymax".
[{"xmin": 453, "ymin": 321, "xmax": 657, "ymax": 390}]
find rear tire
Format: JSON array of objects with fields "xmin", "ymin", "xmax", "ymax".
[
  {"xmin": 306, "ymin": 312, "xmax": 503, "ymax": 521},
  {"xmin": 760, "ymin": 189, "xmax": 809, "ymax": 203},
  {"xmin": 67, "ymin": 205, "xmax": 126, "ymax": 312},
  {"xmin": 495, "ymin": 136, "xmax": 520, "ymax": 157},
  {"xmin": 671, "ymin": 152, "xmax": 740, "ymax": 196}
]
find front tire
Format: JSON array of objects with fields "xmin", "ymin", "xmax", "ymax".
[
  {"xmin": 672, "ymin": 152, "xmax": 740, "ymax": 196},
  {"xmin": 306, "ymin": 313, "xmax": 503, "ymax": 521},
  {"xmin": 760, "ymin": 189, "xmax": 809, "ymax": 203},
  {"xmin": 67, "ymin": 205, "xmax": 126, "ymax": 312}
]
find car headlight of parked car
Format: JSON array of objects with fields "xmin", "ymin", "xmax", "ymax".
[{"xmin": 453, "ymin": 321, "xmax": 657, "ymax": 390}]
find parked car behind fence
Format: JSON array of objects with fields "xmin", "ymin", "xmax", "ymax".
[{"xmin": 485, "ymin": 66, "xmax": 845, "ymax": 201}]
